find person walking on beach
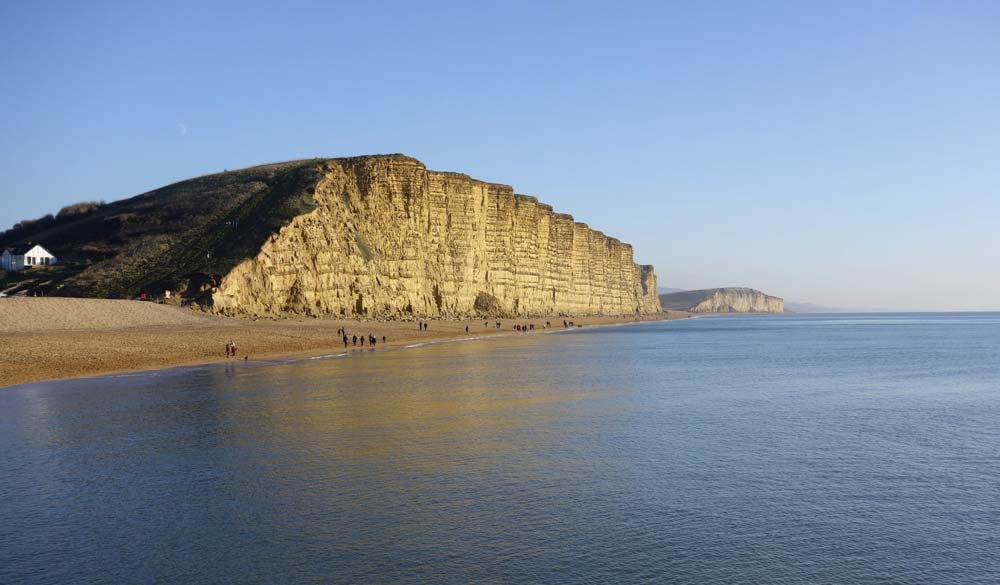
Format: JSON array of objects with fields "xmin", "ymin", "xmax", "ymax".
[
  {"xmin": 352, "ymin": 335, "xmax": 357, "ymax": 346},
  {"xmin": 360, "ymin": 336, "xmax": 365, "ymax": 347},
  {"xmin": 229, "ymin": 340, "xmax": 237, "ymax": 358},
  {"xmin": 382, "ymin": 335, "xmax": 386, "ymax": 344},
  {"xmin": 343, "ymin": 334, "xmax": 348, "ymax": 348},
  {"xmin": 225, "ymin": 341, "xmax": 231, "ymax": 358},
  {"xmin": 465, "ymin": 325, "xmax": 469, "ymax": 334}
]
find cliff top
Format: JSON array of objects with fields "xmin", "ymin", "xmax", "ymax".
[
  {"xmin": 676, "ymin": 287, "xmax": 782, "ymax": 297},
  {"xmin": 659, "ymin": 288, "xmax": 785, "ymax": 312}
]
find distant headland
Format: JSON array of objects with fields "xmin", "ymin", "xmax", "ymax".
[{"xmin": 659, "ymin": 287, "xmax": 785, "ymax": 313}]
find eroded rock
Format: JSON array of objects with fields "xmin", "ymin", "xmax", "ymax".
[{"xmin": 213, "ymin": 155, "xmax": 661, "ymax": 318}]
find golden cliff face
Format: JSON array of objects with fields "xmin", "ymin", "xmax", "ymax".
[{"xmin": 212, "ymin": 155, "xmax": 660, "ymax": 318}]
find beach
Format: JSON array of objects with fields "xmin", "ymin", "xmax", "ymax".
[{"xmin": 0, "ymin": 297, "xmax": 690, "ymax": 387}]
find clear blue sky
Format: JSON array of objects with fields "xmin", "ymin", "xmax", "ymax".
[{"xmin": 2, "ymin": 1, "xmax": 998, "ymax": 310}]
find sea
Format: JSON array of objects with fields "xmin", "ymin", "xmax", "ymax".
[{"xmin": 2, "ymin": 313, "xmax": 999, "ymax": 584}]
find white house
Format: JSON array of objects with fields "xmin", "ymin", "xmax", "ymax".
[{"xmin": 1, "ymin": 244, "xmax": 57, "ymax": 272}]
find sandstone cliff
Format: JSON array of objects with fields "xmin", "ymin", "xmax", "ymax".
[
  {"xmin": 2, "ymin": 155, "xmax": 660, "ymax": 318},
  {"xmin": 659, "ymin": 288, "xmax": 784, "ymax": 313},
  {"xmin": 214, "ymin": 156, "xmax": 660, "ymax": 317}
]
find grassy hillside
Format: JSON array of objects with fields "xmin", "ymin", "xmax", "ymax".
[{"xmin": 0, "ymin": 159, "xmax": 326, "ymax": 302}]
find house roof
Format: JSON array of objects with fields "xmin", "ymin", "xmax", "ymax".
[{"xmin": 2, "ymin": 243, "xmax": 52, "ymax": 255}]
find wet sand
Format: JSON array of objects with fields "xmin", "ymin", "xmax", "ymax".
[{"xmin": 0, "ymin": 297, "xmax": 691, "ymax": 387}]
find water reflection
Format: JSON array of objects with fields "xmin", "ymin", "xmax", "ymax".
[{"xmin": 3, "ymin": 316, "xmax": 1000, "ymax": 584}]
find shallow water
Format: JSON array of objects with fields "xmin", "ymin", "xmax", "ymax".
[{"xmin": 2, "ymin": 313, "xmax": 999, "ymax": 584}]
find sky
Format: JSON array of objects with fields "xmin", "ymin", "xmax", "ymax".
[{"xmin": 1, "ymin": 0, "xmax": 998, "ymax": 311}]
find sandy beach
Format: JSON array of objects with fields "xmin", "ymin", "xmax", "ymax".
[{"xmin": 0, "ymin": 297, "xmax": 691, "ymax": 387}]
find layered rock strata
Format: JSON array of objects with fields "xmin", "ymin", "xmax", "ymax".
[
  {"xmin": 213, "ymin": 155, "xmax": 660, "ymax": 318},
  {"xmin": 659, "ymin": 288, "xmax": 784, "ymax": 313}
]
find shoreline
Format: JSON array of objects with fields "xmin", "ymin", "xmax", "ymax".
[{"xmin": 0, "ymin": 298, "xmax": 692, "ymax": 388}]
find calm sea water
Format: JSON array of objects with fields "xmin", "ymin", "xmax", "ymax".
[{"xmin": 2, "ymin": 313, "xmax": 999, "ymax": 584}]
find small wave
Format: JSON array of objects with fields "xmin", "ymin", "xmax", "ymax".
[{"xmin": 405, "ymin": 336, "xmax": 487, "ymax": 350}]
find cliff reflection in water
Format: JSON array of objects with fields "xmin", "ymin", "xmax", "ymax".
[{"xmin": 221, "ymin": 338, "xmax": 600, "ymax": 468}]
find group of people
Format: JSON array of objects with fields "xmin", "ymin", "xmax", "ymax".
[
  {"xmin": 511, "ymin": 321, "xmax": 565, "ymax": 332},
  {"xmin": 222, "ymin": 316, "xmax": 586, "ymax": 363},
  {"xmin": 342, "ymin": 331, "xmax": 386, "ymax": 348}
]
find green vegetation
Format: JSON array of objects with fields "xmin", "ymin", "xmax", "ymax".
[
  {"xmin": 57, "ymin": 200, "xmax": 106, "ymax": 218},
  {"xmin": 0, "ymin": 160, "xmax": 327, "ymax": 303},
  {"xmin": 0, "ymin": 262, "xmax": 86, "ymax": 296}
]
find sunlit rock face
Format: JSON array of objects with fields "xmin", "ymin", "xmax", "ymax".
[
  {"xmin": 659, "ymin": 288, "xmax": 784, "ymax": 313},
  {"xmin": 213, "ymin": 155, "xmax": 661, "ymax": 318}
]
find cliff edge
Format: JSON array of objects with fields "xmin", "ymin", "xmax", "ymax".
[{"xmin": 659, "ymin": 288, "xmax": 784, "ymax": 313}]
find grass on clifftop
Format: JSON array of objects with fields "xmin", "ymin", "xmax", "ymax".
[{"xmin": 0, "ymin": 160, "xmax": 327, "ymax": 302}]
